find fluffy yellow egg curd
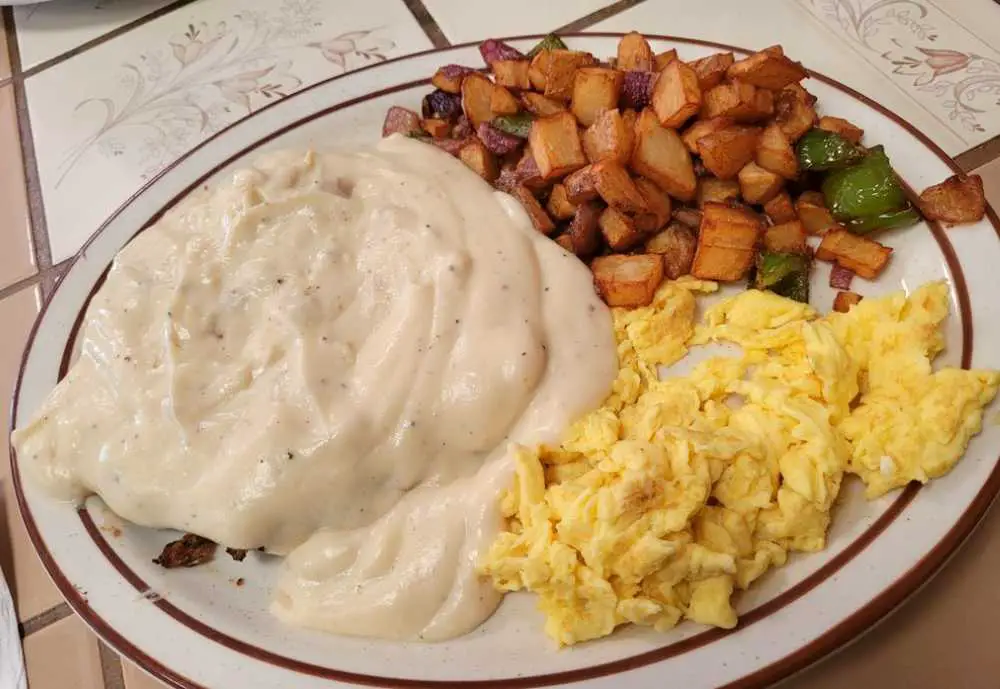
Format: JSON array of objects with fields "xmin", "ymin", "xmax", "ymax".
[{"xmin": 480, "ymin": 279, "xmax": 999, "ymax": 646}]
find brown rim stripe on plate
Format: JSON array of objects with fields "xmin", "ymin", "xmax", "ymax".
[{"xmin": 8, "ymin": 32, "xmax": 998, "ymax": 689}]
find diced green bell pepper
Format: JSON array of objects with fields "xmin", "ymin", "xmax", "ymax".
[
  {"xmin": 844, "ymin": 205, "xmax": 921, "ymax": 235},
  {"xmin": 491, "ymin": 113, "xmax": 535, "ymax": 138},
  {"xmin": 796, "ymin": 129, "xmax": 866, "ymax": 171},
  {"xmin": 527, "ymin": 34, "xmax": 568, "ymax": 58},
  {"xmin": 753, "ymin": 252, "xmax": 811, "ymax": 304},
  {"xmin": 821, "ymin": 146, "xmax": 908, "ymax": 221}
]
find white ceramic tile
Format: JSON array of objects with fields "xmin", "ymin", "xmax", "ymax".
[
  {"xmin": 796, "ymin": 0, "xmax": 1000, "ymax": 149},
  {"xmin": 594, "ymin": 0, "xmax": 969, "ymax": 155},
  {"xmin": 14, "ymin": 0, "xmax": 176, "ymax": 71},
  {"xmin": 421, "ymin": 0, "xmax": 609, "ymax": 43},
  {"xmin": 930, "ymin": 0, "xmax": 1000, "ymax": 50},
  {"xmin": 25, "ymin": 0, "xmax": 433, "ymax": 262}
]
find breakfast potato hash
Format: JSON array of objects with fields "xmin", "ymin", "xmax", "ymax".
[{"xmin": 385, "ymin": 33, "xmax": 987, "ymax": 313}]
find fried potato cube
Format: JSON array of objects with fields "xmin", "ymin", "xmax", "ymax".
[
  {"xmin": 697, "ymin": 177, "xmax": 741, "ymax": 208},
  {"xmin": 630, "ymin": 109, "xmax": 697, "ymax": 201},
  {"xmin": 763, "ymin": 220, "xmax": 809, "ymax": 254},
  {"xmin": 796, "ymin": 191, "xmax": 838, "ymax": 234},
  {"xmin": 726, "ymin": 48, "xmax": 808, "ymax": 90},
  {"xmin": 691, "ymin": 201, "xmax": 765, "ymax": 280},
  {"xmin": 697, "ymin": 125, "xmax": 761, "ymax": 180},
  {"xmin": 431, "ymin": 67, "xmax": 467, "ymax": 94},
  {"xmin": 529, "ymin": 50, "xmax": 551, "ymax": 90},
  {"xmin": 635, "ymin": 177, "xmax": 672, "ymax": 231},
  {"xmin": 564, "ymin": 164, "xmax": 599, "ymax": 203},
  {"xmin": 564, "ymin": 201, "xmax": 602, "ymax": 257},
  {"xmin": 774, "ymin": 84, "xmax": 817, "ymax": 142},
  {"xmin": 493, "ymin": 59, "xmax": 532, "ymax": 90},
  {"xmin": 673, "ymin": 206, "xmax": 703, "ymax": 229},
  {"xmin": 655, "ymin": 49, "xmax": 678, "ymax": 72},
  {"xmin": 521, "ymin": 92, "xmax": 566, "ymax": 117},
  {"xmin": 528, "ymin": 111, "xmax": 587, "ymax": 180},
  {"xmin": 571, "ymin": 67, "xmax": 624, "ymax": 127},
  {"xmin": 515, "ymin": 148, "xmax": 547, "ymax": 190},
  {"xmin": 544, "ymin": 49, "xmax": 597, "ymax": 101},
  {"xmin": 645, "ymin": 222, "xmax": 697, "ymax": 278},
  {"xmin": 652, "ymin": 60, "xmax": 702, "ymax": 129},
  {"xmin": 461, "ymin": 73, "xmax": 495, "ymax": 128},
  {"xmin": 688, "ymin": 52, "xmax": 735, "ymax": 90},
  {"xmin": 756, "ymin": 123, "xmax": 798, "ymax": 179},
  {"xmin": 702, "ymin": 81, "xmax": 773, "ymax": 122},
  {"xmin": 764, "ymin": 191, "xmax": 797, "ymax": 224},
  {"xmin": 421, "ymin": 118, "xmax": 451, "ymax": 139},
  {"xmin": 918, "ymin": 173, "xmax": 986, "ymax": 224},
  {"xmin": 382, "ymin": 106, "xmax": 421, "ymax": 137},
  {"xmin": 509, "ymin": 184, "xmax": 556, "ymax": 235},
  {"xmin": 459, "ymin": 139, "xmax": 499, "ymax": 182},
  {"xmin": 592, "ymin": 160, "xmax": 648, "ymax": 214},
  {"xmin": 681, "ymin": 116, "xmax": 734, "ymax": 154},
  {"xmin": 738, "ymin": 161, "xmax": 784, "ymax": 204},
  {"xmin": 592, "ymin": 254, "xmax": 665, "ymax": 307},
  {"xmin": 490, "ymin": 84, "xmax": 520, "ymax": 116},
  {"xmin": 554, "ymin": 233, "xmax": 575, "ymax": 252},
  {"xmin": 546, "ymin": 183, "xmax": 577, "ymax": 220},
  {"xmin": 815, "ymin": 228, "xmax": 892, "ymax": 279},
  {"xmin": 833, "ymin": 290, "xmax": 863, "ymax": 313},
  {"xmin": 583, "ymin": 108, "xmax": 633, "ymax": 164},
  {"xmin": 599, "ymin": 206, "xmax": 646, "ymax": 250},
  {"xmin": 617, "ymin": 31, "xmax": 654, "ymax": 71},
  {"xmin": 818, "ymin": 116, "xmax": 864, "ymax": 144}
]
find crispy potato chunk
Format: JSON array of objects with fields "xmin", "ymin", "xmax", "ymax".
[
  {"xmin": 702, "ymin": 81, "xmax": 773, "ymax": 122},
  {"xmin": 697, "ymin": 125, "xmax": 761, "ymax": 180},
  {"xmin": 546, "ymin": 183, "xmax": 578, "ymax": 220},
  {"xmin": 515, "ymin": 148, "xmax": 547, "ymax": 190},
  {"xmin": 756, "ymin": 123, "xmax": 798, "ymax": 179},
  {"xmin": 572, "ymin": 67, "xmax": 624, "ymax": 127},
  {"xmin": 461, "ymin": 73, "xmax": 495, "ymax": 128},
  {"xmin": 764, "ymin": 191, "xmax": 797, "ymax": 224},
  {"xmin": 592, "ymin": 160, "xmax": 648, "ymax": 214},
  {"xmin": 796, "ymin": 191, "xmax": 838, "ymax": 234},
  {"xmin": 592, "ymin": 254, "xmax": 665, "ymax": 307},
  {"xmin": 599, "ymin": 206, "xmax": 646, "ymax": 250},
  {"xmin": 652, "ymin": 60, "xmax": 702, "ymax": 129},
  {"xmin": 493, "ymin": 59, "xmax": 532, "ymax": 90},
  {"xmin": 654, "ymin": 49, "xmax": 678, "ymax": 72},
  {"xmin": 544, "ymin": 50, "xmax": 597, "ymax": 101},
  {"xmin": 421, "ymin": 118, "xmax": 451, "ymax": 138},
  {"xmin": 645, "ymin": 222, "xmax": 697, "ymax": 279},
  {"xmin": 727, "ymin": 49, "xmax": 808, "ymax": 90},
  {"xmin": 774, "ymin": 84, "xmax": 817, "ymax": 142},
  {"xmin": 459, "ymin": 139, "xmax": 499, "ymax": 182},
  {"xmin": 816, "ymin": 228, "xmax": 892, "ymax": 279},
  {"xmin": 564, "ymin": 164, "xmax": 599, "ymax": 203},
  {"xmin": 431, "ymin": 67, "xmax": 467, "ymax": 94},
  {"xmin": 583, "ymin": 108, "xmax": 633, "ymax": 164},
  {"xmin": 554, "ymin": 233, "xmax": 575, "ymax": 252},
  {"xmin": 681, "ymin": 116, "xmax": 733, "ymax": 154},
  {"xmin": 528, "ymin": 111, "xmax": 587, "ymax": 180},
  {"xmin": 564, "ymin": 201, "xmax": 602, "ymax": 257},
  {"xmin": 617, "ymin": 31, "xmax": 654, "ymax": 72},
  {"xmin": 691, "ymin": 202, "xmax": 765, "ymax": 280},
  {"xmin": 764, "ymin": 220, "xmax": 809, "ymax": 254},
  {"xmin": 529, "ymin": 50, "xmax": 551, "ymax": 90},
  {"xmin": 697, "ymin": 177, "xmax": 741, "ymax": 208},
  {"xmin": 509, "ymin": 184, "xmax": 556, "ymax": 234},
  {"xmin": 817, "ymin": 116, "xmax": 864, "ymax": 144},
  {"xmin": 688, "ymin": 52, "xmax": 735, "ymax": 90},
  {"xmin": 918, "ymin": 173, "xmax": 986, "ymax": 224},
  {"xmin": 833, "ymin": 290, "xmax": 863, "ymax": 313},
  {"xmin": 738, "ymin": 161, "xmax": 784, "ymax": 204},
  {"xmin": 630, "ymin": 109, "xmax": 697, "ymax": 201},
  {"xmin": 521, "ymin": 92, "xmax": 566, "ymax": 117},
  {"xmin": 673, "ymin": 206, "xmax": 703, "ymax": 229},
  {"xmin": 635, "ymin": 177, "xmax": 673, "ymax": 231},
  {"xmin": 490, "ymin": 84, "xmax": 520, "ymax": 116}
]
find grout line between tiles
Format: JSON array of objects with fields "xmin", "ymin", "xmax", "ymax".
[
  {"xmin": 100, "ymin": 640, "xmax": 126, "ymax": 689},
  {"xmin": 401, "ymin": 0, "xmax": 451, "ymax": 48},
  {"xmin": 17, "ymin": 601, "xmax": 71, "ymax": 637},
  {"xmin": 955, "ymin": 134, "xmax": 1000, "ymax": 173},
  {"xmin": 0, "ymin": 258, "xmax": 70, "ymax": 301},
  {"xmin": 554, "ymin": 0, "xmax": 647, "ymax": 33}
]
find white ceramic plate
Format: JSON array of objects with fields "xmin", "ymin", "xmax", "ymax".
[{"xmin": 10, "ymin": 34, "xmax": 1000, "ymax": 689}]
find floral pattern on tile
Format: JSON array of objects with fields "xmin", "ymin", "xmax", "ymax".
[{"xmin": 800, "ymin": 0, "xmax": 1000, "ymax": 147}]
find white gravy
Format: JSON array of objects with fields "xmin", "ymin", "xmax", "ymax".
[{"xmin": 12, "ymin": 135, "xmax": 617, "ymax": 640}]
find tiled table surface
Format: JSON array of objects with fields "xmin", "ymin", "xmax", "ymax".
[{"xmin": 0, "ymin": 0, "xmax": 998, "ymax": 687}]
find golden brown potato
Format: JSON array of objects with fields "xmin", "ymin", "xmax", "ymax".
[
  {"xmin": 702, "ymin": 81, "xmax": 773, "ymax": 122},
  {"xmin": 688, "ymin": 52, "xmax": 735, "ymax": 90},
  {"xmin": 546, "ymin": 183, "xmax": 578, "ymax": 220},
  {"xmin": 764, "ymin": 191, "xmax": 797, "ymax": 224},
  {"xmin": 564, "ymin": 201, "xmax": 602, "ymax": 257},
  {"xmin": 459, "ymin": 139, "xmax": 499, "ymax": 182},
  {"xmin": 571, "ymin": 67, "xmax": 624, "ymax": 127},
  {"xmin": 652, "ymin": 60, "xmax": 702, "ymax": 129},
  {"xmin": 509, "ymin": 184, "xmax": 556, "ymax": 235},
  {"xmin": 630, "ymin": 109, "xmax": 697, "ymax": 201},
  {"xmin": 592, "ymin": 254, "xmax": 665, "ymax": 307},
  {"xmin": 529, "ymin": 50, "xmax": 551, "ymax": 90},
  {"xmin": 817, "ymin": 116, "xmax": 864, "ymax": 144},
  {"xmin": 493, "ymin": 59, "xmax": 532, "ymax": 90},
  {"xmin": 554, "ymin": 233, "xmax": 575, "ymax": 252},
  {"xmin": 918, "ymin": 173, "xmax": 986, "ymax": 224},
  {"xmin": 421, "ymin": 118, "xmax": 451, "ymax": 139},
  {"xmin": 726, "ymin": 49, "xmax": 808, "ymax": 90},
  {"xmin": 528, "ymin": 111, "xmax": 587, "ymax": 180},
  {"xmin": 617, "ymin": 31, "xmax": 654, "ymax": 72},
  {"xmin": 490, "ymin": 84, "xmax": 520, "ymax": 116},
  {"xmin": 461, "ymin": 73, "xmax": 495, "ymax": 128},
  {"xmin": 816, "ymin": 229, "xmax": 892, "ymax": 279},
  {"xmin": 833, "ymin": 290, "xmax": 863, "ymax": 313},
  {"xmin": 599, "ymin": 206, "xmax": 646, "ymax": 251},
  {"xmin": 763, "ymin": 220, "xmax": 809, "ymax": 254},
  {"xmin": 738, "ymin": 161, "xmax": 784, "ymax": 204},
  {"xmin": 645, "ymin": 222, "xmax": 697, "ymax": 279},
  {"xmin": 697, "ymin": 125, "xmax": 761, "ymax": 180},
  {"xmin": 697, "ymin": 177, "xmax": 741, "ymax": 208},
  {"xmin": 654, "ymin": 49, "xmax": 678, "ymax": 72},
  {"xmin": 592, "ymin": 160, "xmax": 649, "ymax": 214},
  {"xmin": 583, "ymin": 108, "xmax": 633, "ymax": 164},
  {"xmin": 673, "ymin": 206, "xmax": 703, "ymax": 229},
  {"xmin": 774, "ymin": 85, "xmax": 817, "ymax": 142},
  {"xmin": 681, "ymin": 116, "xmax": 734, "ymax": 154},
  {"xmin": 521, "ymin": 92, "xmax": 566, "ymax": 117},
  {"xmin": 432, "ymin": 67, "xmax": 466, "ymax": 94},
  {"xmin": 564, "ymin": 164, "xmax": 599, "ymax": 203},
  {"xmin": 756, "ymin": 123, "xmax": 798, "ymax": 179},
  {"xmin": 635, "ymin": 177, "xmax": 673, "ymax": 231},
  {"xmin": 515, "ymin": 148, "xmax": 548, "ymax": 190},
  {"xmin": 544, "ymin": 49, "xmax": 597, "ymax": 101},
  {"xmin": 796, "ymin": 191, "xmax": 838, "ymax": 234},
  {"xmin": 691, "ymin": 202, "xmax": 765, "ymax": 280}
]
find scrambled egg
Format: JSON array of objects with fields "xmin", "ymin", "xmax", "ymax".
[{"xmin": 481, "ymin": 279, "xmax": 999, "ymax": 646}]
